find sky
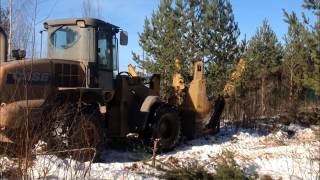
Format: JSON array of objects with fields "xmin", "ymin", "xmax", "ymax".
[{"xmin": 2, "ymin": 0, "xmax": 316, "ymax": 71}]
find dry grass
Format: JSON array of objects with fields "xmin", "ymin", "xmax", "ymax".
[{"xmin": 0, "ymin": 104, "xmax": 100, "ymax": 179}]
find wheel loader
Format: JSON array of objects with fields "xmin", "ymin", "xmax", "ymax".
[{"xmin": 0, "ymin": 18, "xmax": 229, "ymax": 157}]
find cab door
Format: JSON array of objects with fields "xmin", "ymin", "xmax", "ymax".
[{"xmin": 96, "ymin": 29, "xmax": 114, "ymax": 91}]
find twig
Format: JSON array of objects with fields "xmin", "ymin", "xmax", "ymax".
[
  {"xmin": 34, "ymin": 147, "xmax": 96, "ymax": 156},
  {"xmin": 152, "ymin": 138, "xmax": 160, "ymax": 167},
  {"xmin": 84, "ymin": 149, "xmax": 96, "ymax": 178}
]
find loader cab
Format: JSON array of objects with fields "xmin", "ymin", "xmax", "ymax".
[{"xmin": 44, "ymin": 18, "xmax": 128, "ymax": 90}]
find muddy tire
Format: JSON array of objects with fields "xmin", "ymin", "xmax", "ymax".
[
  {"xmin": 46, "ymin": 103, "xmax": 104, "ymax": 161},
  {"xmin": 68, "ymin": 111, "xmax": 104, "ymax": 162},
  {"xmin": 45, "ymin": 103, "xmax": 77, "ymax": 150},
  {"xmin": 151, "ymin": 105, "xmax": 181, "ymax": 151},
  {"xmin": 69, "ymin": 114, "xmax": 102, "ymax": 149}
]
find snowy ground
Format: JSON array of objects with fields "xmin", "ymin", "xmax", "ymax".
[{"xmin": 1, "ymin": 124, "xmax": 319, "ymax": 179}]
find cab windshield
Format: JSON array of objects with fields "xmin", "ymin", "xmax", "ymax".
[{"xmin": 50, "ymin": 26, "xmax": 80, "ymax": 49}]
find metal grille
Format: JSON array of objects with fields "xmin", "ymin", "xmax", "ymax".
[{"xmin": 54, "ymin": 63, "xmax": 79, "ymax": 87}]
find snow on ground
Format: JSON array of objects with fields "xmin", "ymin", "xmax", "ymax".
[{"xmin": 1, "ymin": 124, "xmax": 319, "ymax": 179}]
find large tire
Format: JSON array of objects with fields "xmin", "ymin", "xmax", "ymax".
[
  {"xmin": 69, "ymin": 113, "xmax": 102, "ymax": 149},
  {"xmin": 45, "ymin": 103, "xmax": 104, "ymax": 161},
  {"xmin": 151, "ymin": 105, "xmax": 181, "ymax": 151},
  {"xmin": 46, "ymin": 103, "xmax": 77, "ymax": 150},
  {"xmin": 68, "ymin": 111, "xmax": 104, "ymax": 162}
]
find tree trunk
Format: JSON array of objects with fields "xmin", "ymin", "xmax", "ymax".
[
  {"xmin": 261, "ymin": 77, "xmax": 266, "ymax": 116},
  {"xmin": 289, "ymin": 68, "xmax": 293, "ymax": 103}
]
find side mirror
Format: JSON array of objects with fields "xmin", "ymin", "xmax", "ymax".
[{"xmin": 120, "ymin": 31, "xmax": 128, "ymax": 46}]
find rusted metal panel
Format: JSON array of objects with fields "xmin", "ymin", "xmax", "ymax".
[{"xmin": 0, "ymin": 99, "xmax": 44, "ymax": 129}]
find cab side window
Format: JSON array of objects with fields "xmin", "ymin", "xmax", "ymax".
[{"xmin": 97, "ymin": 31, "xmax": 112, "ymax": 70}]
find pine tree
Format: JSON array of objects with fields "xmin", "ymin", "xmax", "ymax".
[
  {"xmin": 132, "ymin": 0, "xmax": 186, "ymax": 98},
  {"xmin": 306, "ymin": 24, "xmax": 320, "ymax": 96},
  {"xmin": 132, "ymin": 0, "xmax": 240, "ymax": 99},
  {"xmin": 303, "ymin": 0, "xmax": 320, "ymax": 16},
  {"xmin": 283, "ymin": 11, "xmax": 308, "ymax": 101},
  {"xmin": 204, "ymin": 0, "xmax": 240, "ymax": 97},
  {"xmin": 244, "ymin": 20, "xmax": 283, "ymax": 115},
  {"xmin": 302, "ymin": 0, "xmax": 320, "ymax": 95},
  {"xmin": 283, "ymin": 0, "xmax": 320, "ymax": 96}
]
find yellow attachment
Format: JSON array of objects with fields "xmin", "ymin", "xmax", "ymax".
[
  {"xmin": 223, "ymin": 59, "xmax": 246, "ymax": 97},
  {"xmin": 172, "ymin": 59, "xmax": 185, "ymax": 105},
  {"xmin": 128, "ymin": 64, "xmax": 138, "ymax": 77},
  {"xmin": 172, "ymin": 59, "xmax": 185, "ymax": 91},
  {"xmin": 172, "ymin": 74, "xmax": 185, "ymax": 92},
  {"xmin": 181, "ymin": 61, "xmax": 210, "ymax": 118},
  {"xmin": 175, "ymin": 59, "xmax": 182, "ymax": 72}
]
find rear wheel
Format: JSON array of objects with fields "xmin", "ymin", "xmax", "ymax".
[{"xmin": 150, "ymin": 105, "xmax": 181, "ymax": 151}]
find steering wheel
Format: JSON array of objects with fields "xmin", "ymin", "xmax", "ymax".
[{"xmin": 118, "ymin": 71, "xmax": 133, "ymax": 78}]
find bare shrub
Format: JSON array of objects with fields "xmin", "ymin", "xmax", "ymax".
[{"xmin": 0, "ymin": 102, "xmax": 101, "ymax": 178}]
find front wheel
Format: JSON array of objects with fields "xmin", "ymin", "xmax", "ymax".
[
  {"xmin": 151, "ymin": 105, "xmax": 181, "ymax": 151},
  {"xmin": 45, "ymin": 103, "xmax": 104, "ymax": 162},
  {"xmin": 68, "ymin": 112, "xmax": 104, "ymax": 162}
]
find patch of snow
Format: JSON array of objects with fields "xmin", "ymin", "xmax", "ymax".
[
  {"xmin": 1, "ymin": 124, "xmax": 319, "ymax": 179},
  {"xmin": 288, "ymin": 123, "xmax": 305, "ymax": 132},
  {"xmin": 0, "ymin": 156, "xmax": 15, "ymax": 175}
]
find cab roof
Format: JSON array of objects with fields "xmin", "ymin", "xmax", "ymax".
[{"xmin": 44, "ymin": 18, "xmax": 119, "ymax": 30}]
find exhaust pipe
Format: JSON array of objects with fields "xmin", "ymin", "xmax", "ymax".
[{"xmin": 0, "ymin": 27, "xmax": 8, "ymax": 64}]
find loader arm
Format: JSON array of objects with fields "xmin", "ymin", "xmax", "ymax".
[{"xmin": 128, "ymin": 64, "xmax": 138, "ymax": 77}]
